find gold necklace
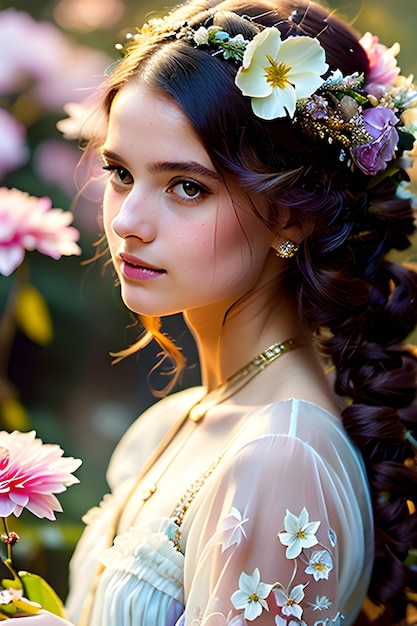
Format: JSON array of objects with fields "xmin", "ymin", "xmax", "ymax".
[
  {"xmin": 78, "ymin": 337, "xmax": 300, "ymax": 626},
  {"xmin": 120, "ymin": 338, "xmax": 301, "ymax": 512},
  {"xmin": 120, "ymin": 337, "xmax": 300, "ymax": 515},
  {"xmin": 188, "ymin": 337, "xmax": 299, "ymax": 422}
]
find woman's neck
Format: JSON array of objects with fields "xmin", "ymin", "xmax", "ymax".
[{"xmin": 183, "ymin": 279, "xmax": 304, "ymax": 393}]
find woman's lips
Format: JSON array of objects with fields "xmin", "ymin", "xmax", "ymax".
[{"xmin": 119, "ymin": 252, "xmax": 166, "ymax": 281}]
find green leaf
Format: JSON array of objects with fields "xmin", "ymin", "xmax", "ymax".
[
  {"xmin": 0, "ymin": 602, "xmax": 17, "ymax": 617},
  {"xmin": 18, "ymin": 571, "xmax": 65, "ymax": 617},
  {"xmin": 14, "ymin": 284, "xmax": 53, "ymax": 345}
]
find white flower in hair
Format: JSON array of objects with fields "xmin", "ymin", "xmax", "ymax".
[
  {"xmin": 193, "ymin": 26, "xmax": 211, "ymax": 46},
  {"xmin": 235, "ymin": 27, "xmax": 328, "ymax": 119}
]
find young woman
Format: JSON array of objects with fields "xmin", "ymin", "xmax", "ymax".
[{"xmin": 25, "ymin": 0, "xmax": 417, "ymax": 624}]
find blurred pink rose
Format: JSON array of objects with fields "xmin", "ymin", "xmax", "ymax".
[
  {"xmin": 0, "ymin": 109, "xmax": 29, "ymax": 179},
  {"xmin": 359, "ymin": 32, "xmax": 400, "ymax": 97},
  {"xmin": 0, "ymin": 430, "xmax": 81, "ymax": 520},
  {"xmin": 0, "ymin": 8, "xmax": 111, "ymax": 108},
  {"xmin": 0, "ymin": 187, "xmax": 81, "ymax": 277},
  {"xmin": 34, "ymin": 140, "xmax": 80, "ymax": 196}
]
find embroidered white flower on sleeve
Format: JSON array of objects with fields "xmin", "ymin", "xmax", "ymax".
[
  {"xmin": 273, "ymin": 583, "xmax": 307, "ymax": 620},
  {"xmin": 309, "ymin": 595, "xmax": 333, "ymax": 611},
  {"xmin": 231, "ymin": 568, "xmax": 273, "ymax": 621},
  {"xmin": 277, "ymin": 507, "xmax": 320, "ymax": 558},
  {"xmin": 226, "ymin": 508, "xmax": 340, "ymax": 625},
  {"xmin": 219, "ymin": 507, "xmax": 249, "ymax": 552},
  {"xmin": 305, "ymin": 549, "xmax": 334, "ymax": 581}
]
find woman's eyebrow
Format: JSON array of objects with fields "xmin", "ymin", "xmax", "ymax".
[
  {"xmin": 148, "ymin": 161, "xmax": 219, "ymax": 181},
  {"xmin": 101, "ymin": 148, "xmax": 123, "ymax": 162},
  {"xmin": 101, "ymin": 150, "xmax": 220, "ymax": 181}
]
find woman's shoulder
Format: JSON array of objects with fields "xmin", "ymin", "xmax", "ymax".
[
  {"xmin": 225, "ymin": 397, "xmax": 364, "ymax": 477},
  {"xmin": 187, "ymin": 398, "xmax": 371, "ymax": 539},
  {"xmin": 235, "ymin": 397, "xmax": 344, "ymax": 445},
  {"xmin": 107, "ymin": 386, "xmax": 204, "ymax": 489}
]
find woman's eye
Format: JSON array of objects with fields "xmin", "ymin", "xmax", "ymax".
[
  {"xmin": 103, "ymin": 165, "xmax": 133, "ymax": 186},
  {"xmin": 168, "ymin": 179, "xmax": 208, "ymax": 201}
]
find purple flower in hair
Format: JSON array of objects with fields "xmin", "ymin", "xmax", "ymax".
[{"xmin": 351, "ymin": 106, "xmax": 399, "ymax": 175}]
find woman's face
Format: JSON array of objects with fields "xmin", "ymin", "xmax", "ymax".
[{"xmin": 102, "ymin": 80, "xmax": 277, "ymax": 318}]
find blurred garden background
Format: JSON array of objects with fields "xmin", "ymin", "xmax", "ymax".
[{"xmin": 0, "ymin": 0, "xmax": 416, "ymax": 603}]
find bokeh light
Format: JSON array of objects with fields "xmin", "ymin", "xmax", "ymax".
[{"xmin": 54, "ymin": 0, "xmax": 125, "ymax": 32}]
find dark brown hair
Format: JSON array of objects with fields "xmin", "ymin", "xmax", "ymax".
[{"xmin": 88, "ymin": 0, "xmax": 417, "ymax": 617}]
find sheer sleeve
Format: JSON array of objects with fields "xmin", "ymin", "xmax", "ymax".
[{"xmin": 180, "ymin": 405, "xmax": 373, "ymax": 626}]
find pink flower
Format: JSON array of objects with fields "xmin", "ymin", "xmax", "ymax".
[
  {"xmin": 359, "ymin": 32, "xmax": 400, "ymax": 97},
  {"xmin": 0, "ymin": 109, "xmax": 29, "ymax": 179},
  {"xmin": 34, "ymin": 140, "xmax": 80, "ymax": 197},
  {"xmin": 0, "ymin": 187, "xmax": 81, "ymax": 277},
  {"xmin": 56, "ymin": 91, "xmax": 103, "ymax": 143},
  {"xmin": 31, "ymin": 39, "xmax": 110, "ymax": 110},
  {"xmin": 0, "ymin": 430, "xmax": 82, "ymax": 520},
  {"xmin": 0, "ymin": 9, "xmax": 111, "ymax": 108},
  {"xmin": 0, "ymin": 9, "xmax": 39, "ymax": 93}
]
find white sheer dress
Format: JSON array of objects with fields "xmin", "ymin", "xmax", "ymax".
[{"xmin": 65, "ymin": 390, "xmax": 373, "ymax": 626}]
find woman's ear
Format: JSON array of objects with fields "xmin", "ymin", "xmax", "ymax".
[
  {"xmin": 271, "ymin": 221, "xmax": 303, "ymax": 249},
  {"xmin": 276, "ymin": 205, "xmax": 315, "ymax": 237},
  {"xmin": 271, "ymin": 216, "xmax": 315, "ymax": 258}
]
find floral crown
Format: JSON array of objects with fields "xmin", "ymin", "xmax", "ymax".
[{"xmin": 118, "ymin": 12, "xmax": 417, "ymax": 180}]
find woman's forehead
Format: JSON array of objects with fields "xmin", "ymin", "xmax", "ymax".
[{"xmin": 104, "ymin": 81, "xmax": 216, "ymax": 170}]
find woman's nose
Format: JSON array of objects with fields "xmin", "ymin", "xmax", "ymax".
[{"xmin": 111, "ymin": 192, "xmax": 156, "ymax": 243}]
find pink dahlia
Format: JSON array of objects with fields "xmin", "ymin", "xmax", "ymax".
[
  {"xmin": 359, "ymin": 32, "xmax": 400, "ymax": 97},
  {"xmin": 0, "ymin": 187, "xmax": 81, "ymax": 277},
  {"xmin": 0, "ymin": 430, "xmax": 82, "ymax": 520}
]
